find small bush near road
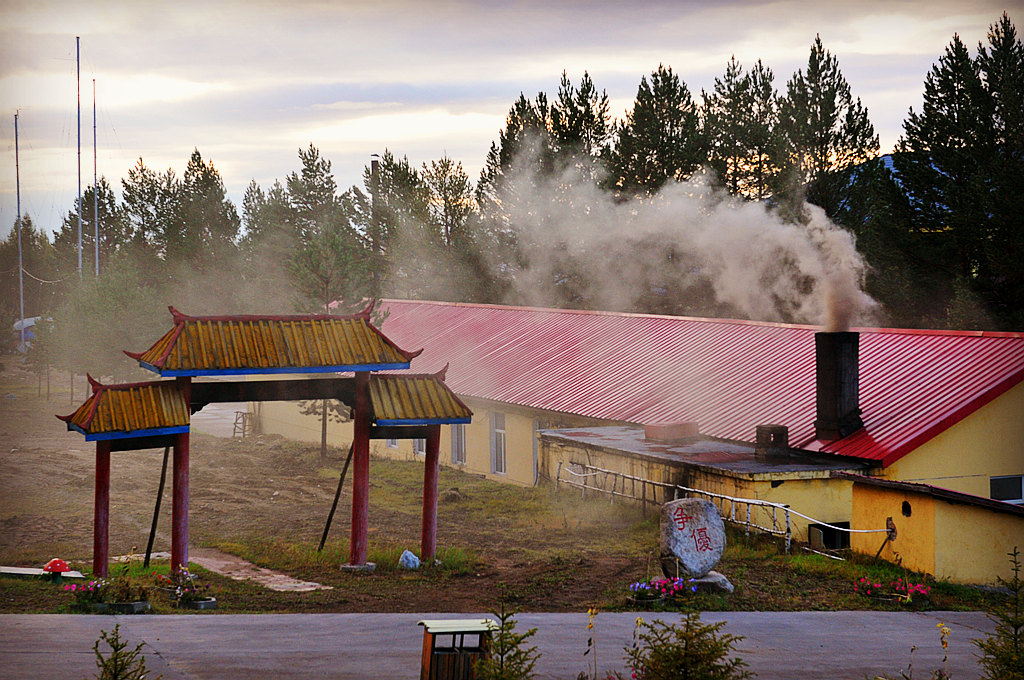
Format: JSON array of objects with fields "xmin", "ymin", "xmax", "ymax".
[
  {"xmin": 623, "ymin": 612, "xmax": 753, "ymax": 680},
  {"xmin": 974, "ymin": 547, "xmax": 1024, "ymax": 680}
]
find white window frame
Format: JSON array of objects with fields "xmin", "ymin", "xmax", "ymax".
[
  {"xmin": 385, "ymin": 438, "xmax": 398, "ymax": 450},
  {"xmin": 490, "ymin": 412, "xmax": 506, "ymax": 475},
  {"xmin": 413, "ymin": 438, "xmax": 426, "ymax": 456},
  {"xmin": 451, "ymin": 424, "xmax": 466, "ymax": 465},
  {"xmin": 991, "ymin": 475, "xmax": 1024, "ymax": 505}
]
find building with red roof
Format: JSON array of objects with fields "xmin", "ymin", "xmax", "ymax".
[{"xmin": 259, "ymin": 299, "xmax": 1024, "ymax": 582}]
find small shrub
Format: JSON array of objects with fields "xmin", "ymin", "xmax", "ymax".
[
  {"xmin": 90, "ymin": 624, "xmax": 161, "ymax": 680},
  {"xmin": 974, "ymin": 546, "xmax": 1024, "ymax": 680},
  {"xmin": 474, "ymin": 602, "xmax": 539, "ymax": 680},
  {"xmin": 624, "ymin": 612, "xmax": 753, "ymax": 680}
]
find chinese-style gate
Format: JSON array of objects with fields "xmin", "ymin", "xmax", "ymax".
[{"xmin": 58, "ymin": 303, "xmax": 471, "ymax": 577}]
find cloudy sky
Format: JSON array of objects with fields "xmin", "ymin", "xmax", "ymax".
[{"xmin": 0, "ymin": 0, "xmax": 1013, "ymax": 238}]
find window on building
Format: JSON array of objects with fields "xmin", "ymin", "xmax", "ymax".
[
  {"xmin": 451, "ymin": 424, "xmax": 466, "ymax": 465},
  {"xmin": 385, "ymin": 438, "xmax": 398, "ymax": 449},
  {"xmin": 491, "ymin": 412, "xmax": 506, "ymax": 475},
  {"xmin": 991, "ymin": 475, "xmax": 1023, "ymax": 505},
  {"xmin": 413, "ymin": 438, "xmax": 426, "ymax": 456}
]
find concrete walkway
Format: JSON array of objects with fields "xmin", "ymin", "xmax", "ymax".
[
  {"xmin": 189, "ymin": 548, "xmax": 332, "ymax": 592},
  {"xmin": 0, "ymin": 610, "xmax": 994, "ymax": 679}
]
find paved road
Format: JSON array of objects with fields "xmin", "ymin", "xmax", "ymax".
[{"xmin": 0, "ymin": 611, "xmax": 994, "ymax": 679}]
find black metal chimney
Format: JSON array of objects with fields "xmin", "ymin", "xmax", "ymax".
[{"xmin": 814, "ymin": 332, "xmax": 863, "ymax": 440}]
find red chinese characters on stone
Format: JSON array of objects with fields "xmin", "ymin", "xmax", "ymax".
[
  {"xmin": 672, "ymin": 508, "xmax": 693, "ymax": 530},
  {"xmin": 691, "ymin": 527, "xmax": 712, "ymax": 552}
]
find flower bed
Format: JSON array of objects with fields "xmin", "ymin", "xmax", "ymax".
[{"xmin": 854, "ymin": 575, "xmax": 931, "ymax": 606}]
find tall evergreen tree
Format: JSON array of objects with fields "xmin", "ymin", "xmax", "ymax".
[
  {"xmin": 977, "ymin": 13, "xmax": 1024, "ymax": 326},
  {"xmin": 52, "ymin": 179, "xmax": 129, "ymax": 277},
  {"xmin": 778, "ymin": 35, "xmax": 879, "ymax": 220},
  {"xmin": 285, "ymin": 146, "xmax": 367, "ymax": 310},
  {"xmin": 121, "ymin": 158, "xmax": 180, "ymax": 259},
  {"xmin": 422, "ymin": 155, "xmax": 475, "ymax": 251},
  {"xmin": 174, "ymin": 149, "xmax": 240, "ymax": 268},
  {"xmin": 895, "ymin": 14, "xmax": 1024, "ymax": 328},
  {"xmin": 550, "ymin": 70, "xmax": 612, "ymax": 182},
  {"xmin": 703, "ymin": 58, "xmax": 781, "ymax": 200},
  {"xmin": 286, "ymin": 144, "xmax": 338, "ymax": 242},
  {"xmin": 611, "ymin": 64, "xmax": 704, "ymax": 195},
  {"xmin": 476, "ymin": 91, "xmax": 555, "ymax": 234}
]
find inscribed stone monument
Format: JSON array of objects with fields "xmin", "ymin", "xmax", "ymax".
[{"xmin": 660, "ymin": 498, "xmax": 726, "ymax": 578}]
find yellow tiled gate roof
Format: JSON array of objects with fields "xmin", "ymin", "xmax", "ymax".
[
  {"xmin": 127, "ymin": 305, "xmax": 421, "ymax": 376},
  {"xmin": 369, "ymin": 369, "xmax": 472, "ymax": 425},
  {"xmin": 57, "ymin": 376, "xmax": 189, "ymax": 441}
]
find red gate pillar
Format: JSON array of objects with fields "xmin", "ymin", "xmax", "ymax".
[
  {"xmin": 92, "ymin": 440, "xmax": 111, "ymax": 577},
  {"xmin": 171, "ymin": 431, "xmax": 190, "ymax": 573},
  {"xmin": 172, "ymin": 376, "xmax": 192, "ymax": 573},
  {"xmin": 421, "ymin": 425, "xmax": 441, "ymax": 562},
  {"xmin": 349, "ymin": 372, "xmax": 371, "ymax": 565}
]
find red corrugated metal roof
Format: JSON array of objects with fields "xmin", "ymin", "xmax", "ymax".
[{"xmin": 377, "ymin": 299, "xmax": 1024, "ymax": 467}]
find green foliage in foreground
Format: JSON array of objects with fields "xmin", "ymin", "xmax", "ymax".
[
  {"xmin": 623, "ymin": 613, "xmax": 753, "ymax": 680},
  {"xmin": 474, "ymin": 603, "xmax": 540, "ymax": 680},
  {"xmin": 975, "ymin": 547, "xmax": 1024, "ymax": 680},
  {"xmin": 90, "ymin": 624, "xmax": 161, "ymax": 680}
]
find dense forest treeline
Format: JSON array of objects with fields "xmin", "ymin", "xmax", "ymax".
[{"xmin": 2, "ymin": 14, "xmax": 1022, "ymax": 380}]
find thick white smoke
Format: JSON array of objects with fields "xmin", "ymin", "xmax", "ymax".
[{"xmin": 497, "ymin": 154, "xmax": 878, "ymax": 329}]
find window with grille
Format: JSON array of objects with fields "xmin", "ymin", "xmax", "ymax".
[
  {"xmin": 490, "ymin": 412, "xmax": 506, "ymax": 475},
  {"xmin": 451, "ymin": 424, "xmax": 466, "ymax": 465}
]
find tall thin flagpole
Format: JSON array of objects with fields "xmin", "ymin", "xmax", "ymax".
[
  {"xmin": 15, "ymin": 112, "xmax": 25, "ymax": 352},
  {"xmin": 76, "ymin": 36, "xmax": 82, "ymax": 276},
  {"xmin": 93, "ymin": 78, "xmax": 99, "ymax": 276}
]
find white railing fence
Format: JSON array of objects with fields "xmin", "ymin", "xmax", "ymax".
[{"xmin": 555, "ymin": 461, "xmax": 888, "ymax": 555}]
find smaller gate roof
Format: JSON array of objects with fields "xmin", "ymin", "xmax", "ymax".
[
  {"xmin": 57, "ymin": 376, "xmax": 189, "ymax": 441},
  {"xmin": 370, "ymin": 368, "xmax": 472, "ymax": 426},
  {"xmin": 127, "ymin": 304, "xmax": 421, "ymax": 377}
]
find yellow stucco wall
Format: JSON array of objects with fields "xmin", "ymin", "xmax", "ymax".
[
  {"xmin": 848, "ymin": 482, "xmax": 1023, "ymax": 584},
  {"xmin": 885, "ymin": 380, "xmax": 1024, "ymax": 498},
  {"xmin": 753, "ymin": 476, "xmax": 855, "ymax": 540},
  {"xmin": 255, "ymin": 396, "xmax": 601, "ymax": 487},
  {"xmin": 849, "ymin": 484, "xmax": 937, "ymax": 576}
]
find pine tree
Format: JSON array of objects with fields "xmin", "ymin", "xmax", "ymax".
[
  {"xmin": 174, "ymin": 149, "xmax": 240, "ymax": 268},
  {"xmin": 778, "ymin": 35, "xmax": 879, "ymax": 220},
  {"xmin": 550, "ymin": 70, "xmax": 612, "ymax": 182},
  {"xmin": 703, "ymin": 57, "xmax": 781, "ymax": 200},
  {"xmin": 976, "ymin": 13, "xmax": 1024, "ymax": 327},
  {"xmin": 121, "ymin": 158, "xmax": 180, "ymax": 260},
  {"xmin": 611, "ymin": 64, "xmax": 704, "ymax": 195}
]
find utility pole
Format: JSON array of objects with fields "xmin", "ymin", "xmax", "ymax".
[
  {"xmin": 15, "ymin": 112, "xmax": 25, "ymax": 352},
  {"xmin": 370, "ymin": 154, "xmax": 380, "ymax": 297},
  {"xmin": 93, "ymin": 78, "xmax": 99, "ymax": 276},
  {"xmin": 76, "ymin": 36, "xmax": 82, "ymax": 276}
]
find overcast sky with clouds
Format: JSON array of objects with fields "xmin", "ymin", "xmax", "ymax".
[{"xmin": 0, "ymin": 0, "xmax": 1014, "ymax": 238}]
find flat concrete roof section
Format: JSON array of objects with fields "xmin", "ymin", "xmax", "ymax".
[{"xmin": 542, "ymin": 425, "xmax": 869, "ymax": 477}]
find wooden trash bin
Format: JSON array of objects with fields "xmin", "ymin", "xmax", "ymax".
[{"xmin": 418, "ymin": 618, "xmax": 497, "ymax": 680}]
